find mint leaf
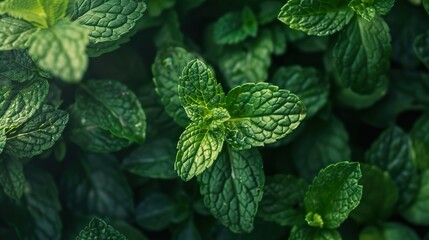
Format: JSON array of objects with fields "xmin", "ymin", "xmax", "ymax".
[
  {"xmin": 0, "ymin": 130, "xmax": 5, "ymax": 154},
  {"xmin": 76, "ymin": 218, "xmax": 127, "ymax": 240},
  {"xmin": 365, "ymin": 126, "xmax": 419, "ymax": 209},
  {"xmin": 175, "ymin": 121, "xmax": 225, "ymax": 181},
  {"xmin": 271, "ymin": 66, "xmax": 329, "ymax": 118},
  {"xmin": 410, "ymin": 113, "xmax": 429, "ymax": 171},
  {"xmin": 360, "ymin": 222, "xmax": 420, "ymax": 240},
  {"xmin": 0, "ymin": 50, "xmax": 40, "ymax": 82},
  {"xmin": 351, "ymin": 164, "xmax": 399, "ymax": 223},
  {"xmin": 333, "ymin": 16, "xmax": 391, "ymax": 94},
  {"xmin": 123, "ymin": 137, "xmax": 177, "ymax": 179},
  {"xmin": 136, "ymin": 193, "xmax": 177, "ymax": 231},
  {"xmin": 289, "ymin": 226, "xmax": 341, "ymax": 240},
  {"xmin": 348, "ymin": 0, "xmax": 395, "ymax": 21},
  {"xmin": 147, "ymin": 0, "xmax": 175, "ymax": 17},
  {"xmin": 278, "ymin": 0, "xmax": 354, "ymax": 36},
  {"xmin": 152, "ymin": 47, "xmax": 196, "ymax": 127},
  {"xmin": 0, "ymin": 79, "xmax": 48, "ymax": 132},
  {"xmin": 75, "ymin": 79, "xmax": 146, "ymax": 145},
  {"xmin": 72, "ymin": 0, "xmax": 146, "ymax": 43},
  {"xmin": 213, "ymin": 6, "xmax": 258, "ymax": 45},
  {"xmin": 179, "ymin": 59, "xmax": 225, "ymax": 110},
  {"xmin": 304, "ymin": 162, "xmax": 363, "ymax": 229},
  {"xmin": 414, "ymin": 31, "xmax": 429, "ymax": 69},
  {"xmin": 224, "ymin": 82, "xmax": 306, "ymax": 150},
  {"xmin": 292, "ymin": 117, "xmax": 351, "ymax": 181},
  {"xmin": 258, "ymin": 175, "xmax": 307, "ymax": 226},
  {"xmin": 425, "ymin": 0, "xmax": 429, "ymax": 15},
  {"xmin": 0, "ymin": 17, "xmax": 36, "ymax": 50},
  {"xmin": 28, "ymin": 19, "xmax": 89, "ymax": 83},
  {"xmin": 61, "ymin": 154, "xmax": 134, "ymax": 219},
  {"xmin": 0, "ymin": 157, "xmax": 24, "ymax": 200},
  {"xmin": 198, "ymin": 147, "xmax": 264, "ymax": 233},
  {"xmin": 402, "ymin": 170, "xmax": 429, "ymax": 225}
]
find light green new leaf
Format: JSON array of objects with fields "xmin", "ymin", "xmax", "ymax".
[
  {"xmin": 348, "ymin": 0, "xmax": 395, "ymax": 21},
  {"xmin": 334, "ymin": 16, "xmax": 391, "ymax": 94},
  {"xmin": 179, "ymin": 59, "xmax": 225, "ymax": 110},
  {"xmin": 4, "ymin": 105, "xmax": 68, "ymax": 158},
  {"xmin": 76, "ymin": 218, "xmax": 127, "ymax": 240},
  {"xmin": 304, "ymin": 162, "xmax": 363, "ymax": 229},
  {"xmin": 214, "ymin": 7, "xmax": 258, "ymax": 45},
  {"xmin": 0, "ymin": 17, "xmax": 37, "ymax": 50},
  {"xmin": 289, "ymin": 226, "xmax": 341, "ymax": 240},
  {"xmin": 258, "ymin": 175, "xmax": 307, "ymax": 226},
  {"xmin": 0, "ymin": 50, "xmax": 40, "ymax": 82},
  {"xmin": 28, "ymin": 20, "xmax": 89, "ymax": 83},
  {"xmin": 198, "ymin": 147, "xmax": 264, "ymax": 233},
  {"xmin": 365, "ymin": 126, "xmax": 419, "ymax": 209},
  {"xmin": 76, "ymin": 79, "xmax": 146, "ymax": 144},
  {"xmin": 402, "ymin": 170, "xmax": 429, "ymax": 225},
  {"xmin": 175, "ymin": 121, "xmax": 225, "ymax": 181},
  {"xmin": 0, "ymin": 157, "xmax": 24, "ymax": 200},
  {"xmin": 224, "ymin": 82, "xmax": 306, "ymax": 150},
  {"xmin": 72, "ymin": 0, "xmax": 146, "ymax": 43},
  {"xmin": 271, "ymin": 66, "xmax": 329, "ymax": 118},
  {"xmin": 410, "ymin": 113, "xmax": 429, "ymax": 170},
  {"xmin": 0, "ymin": 79, "xmax": 49, "ymax": 131},
  {"xmin": 152, "ymin": 47, "xmax": 196, "ymax": 127},
  {"xmin": 360, "ymin": 222, "xmax": 420, "ymax": 240},
  {"xmin": 278, "ymin": 0, "xmax": 354, "ymax": 36},
  {"xmin": 414, "ymin": 31, "xmax": 429, "ymax": 70}
]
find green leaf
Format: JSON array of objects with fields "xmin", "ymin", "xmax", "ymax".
[
  {"xmin": 224, "ymin": 82, "xmax": 306, "ymax": 150},
  {"xmin": 334, "ymin": 16, "xmax": 391, "ymax": 94},
  {"xmin": 152, "ymin": 47, "xmax": 196, "ymax": 127},
  {"xmin": 365, "ymin": 126, "xmax": 419, "ymax": 209},
  {"xmin": 0, "ymin": 50, "xmax": 40, "ymax": 82},
  {"xmin": 0, "ymin": 157, "xmax": 24, "ymax": 200},
  {"xmin": 173, "ymin": 219, "xmax": 201, "ymax": 240},
  {"xmin": 360, "ymin": 222, "xmax": 420, "ymax": 240},
  {"xmin": 28, "ymin": 19, "xmax": 89, "ymax": 83},
  {"xmin": 123, "ymin": 137, "xmax": 177, "ymax": 179},
  {"xmin": 257, "ymin": 1, "xmax": 283, "ymax": 25},
  {"xmin": 348, "ymin": 0, "xmax": 395, "ymax": 21},
  {"xmin": 4, "ymin": 105, "xmax": 69, "ymax": 159},
  {"xmin": 154, "ymin": 10, "xmax": 184, "ymax": 49},
  {"xmin": 0, "ymin": 79, "xmax": 49, "ymax": 131},
  {"xmin": 414, "ymin": 31, "xmax": 429, "ymax": 69},
  {"xmin": 0, "ymin": 130, "xmax": 5, "ymax": 154},
  {"xmin": 292, "ymin": 116, "xmax": 351, "ymax": 181},
  {"xmin": 175, "ymin": 121, "xmax": 225, "ymax": 181},
  {"xmin": 61, "ymin": 154, "xmax": 134, "ymax": 219},
  {"xmin": 0, "ymin": 17, "xmax": 36, "ymax": 50},
  {"xmin": 146, "ymin": 0, "xmax": 175, "ymax": 17},
  {"xmin": 424, "ymin": 0, "xmax": 429, "ymax": 15},
  {"xmin": 402, "ymin": 170, "xmax": 429, "ymax": 225},
  {"xmin": 271, "ymin": 66, "xmax": 329, "ymax": 118},
  {"xmin": 304, "ymin": 162, "xmax": 363, "ymax": 229},
  {"xmin": 350, "ymin": 164, "xmax": 399, "ymax": 223},
  {"xmin": 75, "ymin": 79, "xmax": 146, "ymax": 144},
  {"xmin": 278, "ymin": 0, "xmax": 354, "ymax": 36},
  {"xmin": 258, "ymin": 175, "xmax": 307, "ymax": 226},
  {"xmin": 71, "ymin": 0, "xmax": 146, "ymax": 43},
  {"xmin": 213, "ymin": 6, "xmax": 258, "ymax": 45},
  {"xmin": 178, "ymin": 59, "xmax": 225, "ymax": 110},
  {"xmin": 76, "ymin": 218, "xmax": 127, "ymax": 240},
  {"xmin": 135, "ymin": 193, "xmax": 177, "ymax": 231},
  {"xmin": 198, "ymin": 147, "xmax": 264, "ymax": 233},
  {"xmin": 289, "ymin": 226, "xmax": 341, "ymax": 240},
  {"xmin": 410, "ymin": 113, "xmax": 429, "ymax": 171}
]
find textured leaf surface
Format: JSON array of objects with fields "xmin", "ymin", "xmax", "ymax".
[
  {"xmin": 61, "ymin": 154, "xmax": 134, "ymax": 219},
  {"xmin": 178, "ymin": 59, "xmax": 225, "ymax": 109},
  {"xmin": 224, "ymin": 82, "xmax": 306, "ymax": 149},
  {"xmin": 271, "ymin": 66, "xmax": 329, "ymax": 118},
  {"xmin": 292, "ymin": 117, "xmax": 351, "ymax": 181},
  {"xmin": 334, "ymin": 16, "xmax": 391, "ymax": 94},
  {"xmin": 136, "ymin": 193, "xmax": 177, "ymax": 231},
  {"xmin": 304, "ymin": 162, "xmax": 363, "ymax": 229},
  {"xmin": 410, "ymin": 113, "xmax": 429, "ymax": 171},
  {"xmin": 0, "ymin": 79, "xmax": 48, "ymax": 131},
  {"xmin": 213, "ymin": 7, "xmax": 257, "ymax": 45},
  {"xmin": 175, "ymin": 121, "xmax": 225, "ymax": 181},
  {"xmin": 72, "ymin": 0, "xmax": 146, "ymax": 43},
  {"xmin": 414, "ymin": 31, "xmax": 429, "ymax": 70},
  {"xmin": 0, "ymin": 131, "xmax": 4, "ymax": 154},
  {"xmin": 258, "ymin": 175, "xmax": 307, "ymax": 226},
  {"xmin": 0, "ymin": 50, "xmax": 39, "ymax": 82},
  {"xmin": 76, "ymin": 218, "xmax": 127, "ymax": 240},
  {"xmin": 365, "ymin": 127, "xmax": 419, "ymax": 209},
  {"xmin": 28, "ymin": 20, "xmax": 89, "ymax": 83},
  {"xmin": 289, "ymin": 226, "xmax": 341, "ymax": 240},
  {"xmin": 0, "ymin": 17, "xmax": 36, "ymax": 50},
  {"xmin": 348, "ymin": 0, "xmax": 394, "ymax": 21},
  {"xmin": 198, "ymin": 147, "xmax": 264, "ymax": 233},
  {"xmin": 0, "ymin": 157, "xmax": 24, "ymax": 200},
  {"xmin": 403, "ymin": 170, "xmax": 429, "ymax": 225},
  {"xmin": 5, "ymin": 105, "xmax": 68, "ymax": 159},
  {"xmin": 152, "ymin": 47, "xmax": 196, "ymax": 127},
  {"xmin": 278, "ymin": 0, "xmax": 354, "ymax": 36},
  {"xmin": 76, "ymin": 79, "xmax": 146, "ymax": 144}
]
